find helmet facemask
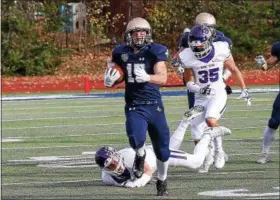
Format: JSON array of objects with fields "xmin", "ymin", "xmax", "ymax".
[
  {"xmin": 95, "ymin": 146, "xmax": 126, "ymax": 176},
  {"xmin": 125, "ymin": 17, "xmax": 152, "ymax": 49},
  {"xmin": 103, "ymin": 152, "xmax": 125, "ymax": 175},
  {"xmin": 188, "ymin": 25, "xmax": 213, "ymax": 59}
]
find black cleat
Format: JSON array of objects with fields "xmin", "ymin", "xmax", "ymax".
[
  {"xmin": 156, "ymin": 179, "xmax": 168, "ymax": 196},
  {"xmin": 133, "ymin": 152, "xmax": 146, "ymax": 178}
]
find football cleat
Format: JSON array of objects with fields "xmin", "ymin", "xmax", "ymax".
[
  {"xmin": 133, "ymin": 152, "xmax": 146, "ymax": 178},
  {"xmin": 214, "ymin": 151, "xmax": 225, "ymax": 169},
  {"xmin": 204, "ymin": 126, "xmax": 232, "ymax": 139},
  {"xmin": 156, "ymin": 179, "xmax": 168, "ymax": 196},
  {"xmin": 183, "ymin": 105, "xmax": 205, "ymax": 121},
  {"xmin": 257, "ymin": 153, "xmax": 272, "ymax": 164}
]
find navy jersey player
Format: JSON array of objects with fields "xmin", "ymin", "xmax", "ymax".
[
  {"xmin": 255, "ymin": 41, "xmax": 280, "ymax": 164},
  {"xmin": 103, "ymin": 17, "xmax": 170, "ymax": 196}
]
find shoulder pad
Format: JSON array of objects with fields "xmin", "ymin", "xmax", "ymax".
[
  {"xmin": 149, "ymin": 43, "xmax": 169, "ymax": 60},
  {"xmin": 112, "ymin": 44, "xmax": 127, "ymax": 55}
]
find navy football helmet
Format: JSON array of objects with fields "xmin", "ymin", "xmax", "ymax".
[
  {"xmin": 95, "ymin": 146, "xmax": 125, "ymax": 175},
  {"xmin": 188, "ymin": 24, "xmax": 213, "ymax": 59}
]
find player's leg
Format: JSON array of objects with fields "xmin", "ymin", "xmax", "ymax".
[
  {"xmin": 125, "ymin": 105, "xmax": 148, "ymax": 178},
  {"xmin": 148, "ymin": 104, "xmax": 170, "ymax": 196},
  {"xmin": 169, "ymin": 105, "xmax": 205, "ymax": 150},
  {"xmin": 257, "ymin": 93, "xmax": 280, "ymax": 164},
  {"xmin": 187, "ymin": 90, "xmax": 195, "ymax": 109},
  {"xmin": 169, "ymin": 126, "xmax": 232, "ymax": 169},
  {"xmin": 205, "ymin": 92, "xmax": 227, "ymax": 169}
]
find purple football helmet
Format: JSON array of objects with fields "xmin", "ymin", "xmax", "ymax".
[
  {"xmin": 188, "ymin": 24, "xmax": 213, "ymax": 59},
  {"xmin": 95, "ymin": 146, "xmax": 125, "ymax": 175}
]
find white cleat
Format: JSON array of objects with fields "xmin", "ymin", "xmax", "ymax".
[
  {"xmin": 204, "ymin": 126, "xmax": 232, "ymax": 139},
  {"xmin": 214, "ymin": 151, "xmax": 226, "ymax": 169},
  {"xmin": 183, "ymin": 105, "xmax": 205, "ymax": 121},
  {"xmin": 198, "ymin": 152, "xmax": 214, "ymax": 173},
  {"xmin": 257, "ymin": 153, "xmax": 272, "ymax": 164}
]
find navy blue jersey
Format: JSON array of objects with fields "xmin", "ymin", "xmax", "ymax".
[
  {"xmin": 112, "ymin": 43, "xmax": 168, "ymax": 105},
  {"xmin": 179, "ymin": 30, "xmax": 232, "ymax": 49},
  {"xmin": 271, "ymin": 41, "xmax": 280, "ymax": 61}
]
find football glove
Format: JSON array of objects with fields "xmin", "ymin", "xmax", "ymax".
[
  {"xmin": 200, "ymin": 85, "xmax": 215, "ymax": 96},
  {"xmin": 225, "ymin": 85, "xmax": 232, "ymax": 95},
  {"xmin": 255, "ymin": 55, "xmax": 267, "ymax": 70},
  {"xmin": 104, "ymin": 68, "xmax": 121, "ymax": 87},
  {"xmin": 134, "ymin": 67, "xmax": 150, "ymax": 83},
  {"xmin": 237, "ymin": 89, "xmax": 252, "ymax": 106},
  {"xmin": 171, "ymin": 58, "xmax": 180, "ymax": 67},
  {"xmin": 176, "ymin": 66, "xmax": 185, "ymax": 74}
]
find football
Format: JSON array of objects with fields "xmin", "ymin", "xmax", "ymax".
[{"xmin": 112, "ymin": 65, "xmax": 125, "ymax": 83}]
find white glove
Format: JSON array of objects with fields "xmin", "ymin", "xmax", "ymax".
[
  {"xmin": 176, "ymin": 66, "xmax": 185, "ymax": 74},
  {"xmin": 237, "ymin": 89, "xmax": 252, "ymax": 106},
  {"xmin": 124, "ymin": 174, "xmax": 151, "ymax": 188},
  {"xmin": 134, "ymin": 67, "xmax": 150, "ymax": 83},
  {"xmin": 255, "ymin": 55, "xmax": 267, "ymax": 70},
  {"xmin": 104, "ymin": 68, "xmax": 121, "ymax": 87},
  {"xmin": 199, "ymin": 85, "xmax": 216, "ymax": 96}
]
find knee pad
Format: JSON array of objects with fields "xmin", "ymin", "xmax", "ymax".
[
  {"xmin": 191, "ymin": 124, "xmax": 206, "ymax": 141},
  {"xmin": 154, "ymin": 146, "xmax": 170, "ymax": 162},
  {"xmin": 128, "ymin": 136, "xmax": 145, "ymax": 149},
  {"xmin": 268, "ymin": 118, "xmax": 280, "ymax": 130}
]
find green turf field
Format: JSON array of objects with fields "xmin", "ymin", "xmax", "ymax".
[{"xmin": 2, "ymin": 92, "xmax": 279, "ymax": 199}]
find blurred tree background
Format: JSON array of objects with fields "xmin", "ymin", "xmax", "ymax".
[{"xmin": 1, "ymin": 0, "xmax": 280, "ymax": 77}]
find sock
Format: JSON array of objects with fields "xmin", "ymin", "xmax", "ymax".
[
  {"xmin": 135, "ymin": 145, "xmax": 146, "ymax": 157},
  {"xmin": 262, "ymin": 127, "xmax": 277, "ymax": 154},
  {"xmin": 157, "ymin": 159, "xmax": 169, "ymax": 181},
  {"xmin": 169, "ymin": 119, "xmax": 190, "ymax": 150},
  {"xmin": 214, "ymin": 136, "xmax": 223, "ymax": 153}
]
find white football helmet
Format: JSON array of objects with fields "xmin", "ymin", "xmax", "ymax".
[
  {"xmin": 125, "ymin": 17, "xmax": 152, "ymax": 49},
  {"xmin": 195, "ymin": 12, "xmax": 216, "ymax": 38}
]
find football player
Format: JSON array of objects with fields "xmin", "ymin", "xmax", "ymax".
[
  {"xmin": 95, "ymin": 107, "xmax": 232, "ymax": 188},
  {"xmin": 255, "ymin": 41, "xmax": 280, "ymax": 164},
  {"xmin": 178, "ymin": 24, "xmax": 250, "ymax": 173},
  {"xmin": 103, "ymin": 17, "xmax": 170, "ymax": 196}
]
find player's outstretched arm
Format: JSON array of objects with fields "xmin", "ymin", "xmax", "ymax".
[
  {"xmin": 255, "ymin": 55, "xmax": 279, "ymax": 71},
  {"xmin": 224, "ymin": 56, "xmax": 251, "ymax": 105}
]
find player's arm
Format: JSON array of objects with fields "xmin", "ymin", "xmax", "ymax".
[
  {"xmin": 224, "ymin": 55, "xmax": 246, "ymax": 89},
  {"xmin": 149, "ymin": 61, "xmax": 168, "ymax": 84},
  {"xmin": 124, "ymin": 163, "xmax": 153, "ymax": 188},
  {"xmin": 255, "ymin": 55, "xmax": 278, "ymax": 71}
]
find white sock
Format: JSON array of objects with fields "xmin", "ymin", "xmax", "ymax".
[
  {"xmin": 169, "ymin": 119, "xmax": 190, "ymax": 150},
  {"xmin": 262, "ymin": 127, "xmax": 277, "ymax": 154},
  {"xmin": 157, "ymin": 159, "xmax": 169, "ymax": 181},
  {"xmin": 135, "ymin": 145, "xmax": 146, "ymax": 157},
  {"xmin": 214, "ymin": 136, "xmax": 223, "ymax": 153}
]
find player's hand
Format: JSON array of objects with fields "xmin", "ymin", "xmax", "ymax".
[
  {"xmin": 225, "ymin": 85, "xmax": 232, "ymax": 95},
  {"xmin": 104, "ymin": 68, "xmax": 121, "ymax": 87},
  {"xmin": 200, "ymin": 85, "xmax": 215, "ymax": 96},
  {"xmin": 134, "ymin": 67, "xmax": 150, "ymax": 83},
  {"xmin": 237, "ymin": 89, "xmax": 252, "ymax": 106},
  {"xmin": 171, "ymin": 58, "xmax": 180, "ymax": 67},
  {"xmin": 255, "ymin": 55, "xmax": 267, "ymax": 70},
  {"xmin": 124, "ymin": 180, "xmax": 136, "ymax": 188},
  {"xmin": 176, "ymin": 66, "xmax": 185, "ymax": 74}
]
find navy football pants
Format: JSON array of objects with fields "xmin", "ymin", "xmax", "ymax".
[
  {"xmin": 125, "ymin": 104, "xmax": 170, "ymax": 162},
  {"xmin": 187, "ymin": 90, "xmax": 195, "ymax": 109}
]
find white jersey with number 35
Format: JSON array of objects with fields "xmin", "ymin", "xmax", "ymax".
[{"xmin": 179, "ymin": 42, "xmax": 231, "ymax": 97}]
